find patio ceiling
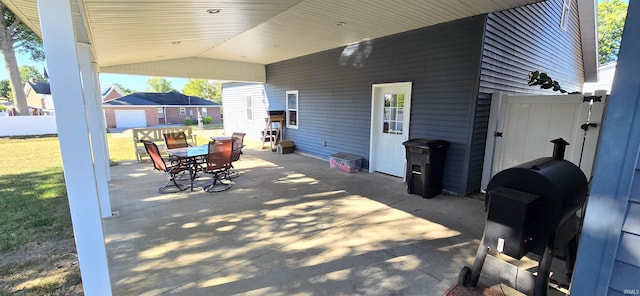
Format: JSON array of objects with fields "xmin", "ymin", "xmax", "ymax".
[{"xmin": 4, "ymin": 0, "xmax": 546, "ymax": 80}]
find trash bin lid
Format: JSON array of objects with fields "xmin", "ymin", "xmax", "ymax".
[{"xmin": 402, "ymin": 139, "xmax": 449, "ymax": 149}]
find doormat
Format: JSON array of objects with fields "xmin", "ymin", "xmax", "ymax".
[{"xmin": 443, "ymin": 284, "xmax": 506, "ymax": 296}]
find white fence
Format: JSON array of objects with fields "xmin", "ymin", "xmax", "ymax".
[{"xmin": 0, "ymin": 115, "xmax": 58, "ymax": 136}]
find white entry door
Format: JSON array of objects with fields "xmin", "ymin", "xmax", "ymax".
[{"xmin": 369, "ymin": 82, "xmax": 412, "ymax": 177}]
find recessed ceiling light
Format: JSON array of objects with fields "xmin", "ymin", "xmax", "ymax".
[
  {"xmin": 336, "ymin": 21, "xmax": 347, "ymax": 26},
  {"xmin": 207, "ymin": 9, "xmax": 221, "ymax": 14},
  {"xmin": 171, "ymin": 41, "xmax": 181, "ymax": 45}
]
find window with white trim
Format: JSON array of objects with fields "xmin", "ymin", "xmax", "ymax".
[
  {"xmin": 246, "ymin": 96, "xmax": 253, "ymax": 120},
  {"xmin": 286, "ymin": 90, "xmax": 298, "ymax": 129},
  {"xmin": 180, "ymin": 107, "xmax": 186, "ymax": 115},
  {"xmin": 201, "ymin": 107, "xmax": 208, "ymax": 117},
  {"xmin": 560, "ymin": 0, "xmax": 571, "ymax": 31}
]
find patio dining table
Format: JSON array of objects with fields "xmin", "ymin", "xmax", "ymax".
[{"xmin": 166, "ymin": 144, "xmax": 208, "ymax": 190}]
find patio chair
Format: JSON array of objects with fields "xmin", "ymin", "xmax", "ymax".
[
  {"xmin": 164, "ymin": 132, "xmax": 190, "ymax": 149},
  {"xmin": 203, "ymin": 139, "xmax": 233, "ymax": 192},
  {"xmin": 142, "ymin": 140, "xmax": 192, "ymax": 193},
  {"xmin": 227, "ymin": 132, "xmax": 246, "ymax": 179}
]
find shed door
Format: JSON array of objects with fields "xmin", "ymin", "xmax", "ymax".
[
  {"xmin": 369, "ymin": 82, "xmax": 412, "ymax": 177},
  {"xmin": 115, "ymin": 110, "xmax": 147, "ymax": 128}
]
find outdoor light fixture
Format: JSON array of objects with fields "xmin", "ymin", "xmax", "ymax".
[{"xmin": 207, "ymin": 9, "xmax": 221, "ymax": 14}]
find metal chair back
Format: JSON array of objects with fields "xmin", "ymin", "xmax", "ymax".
[
  {"xmin": 206, "ymin": 139, "xmax": 233, "ymax": 172},
  {"xmin": 231, "ymin": 132, "xmax": 246, "ymax": 162},
  {"xmin": 143, "ymin": 140, "xmax": 168, "ymax": 172},
  {"xmin": 164, "ymin": 132, "xmax": 189, "ymax": 149}
]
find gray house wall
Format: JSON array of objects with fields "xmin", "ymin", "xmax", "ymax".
[
  {"xmin": 466, "ymin": 0, "xmax": 586, "ymax": 193},
  {"xmin": 479, "ymin": 0, "xmax": 584, "ymax": 95},
  {"xmin": 264, "ymin": 15, "xmax": 487, "ymax": 195},
  {"xmin": 571, "ymin": 1, "xmax": 640, "ymax": 294},
  {"xmin": 224, "ymin": 0, "xmax": 587, "ymax": 196}
]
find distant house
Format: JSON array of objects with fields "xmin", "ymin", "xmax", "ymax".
[
  {"xmin": 24, "ymin": 80, "xmax": 54, "ymax": 115},
  {"xmin": 101, "ymin": 85, "xmax": 125, "ymax": 102},
  {"xmin": 103, "ymin": 91, "xmax": 222, "ymax": 128}
]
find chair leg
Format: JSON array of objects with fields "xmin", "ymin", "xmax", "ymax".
[
  {"xmin": 225, "ymin": 163, "xmax": 241, "ymax": 179},
  {"xmin": 204, "ymin": 171, "xmax": 231, "ymax": 192},
  {"xmin": 225, "ymin": 169, "xmax": 240, "ymax": 179},
  {"xmin": 156, "ymin": 174, "xmax": 189, "ymax": 193}
]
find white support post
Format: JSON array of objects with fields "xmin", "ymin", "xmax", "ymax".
[
  {"xmin": 77, "ymin": 43, "xmax": 112, "ymax": 218},
  {"xmin": 37, "ymin": 0, "xmax": 112, "ymax": 295},
  {"xmin": 93, "ymin": 64, "xmax": 112, "ymax": 181},
  {"xmin": 89, "ymin": 62, "xmax": 112, "ymax": 181}
]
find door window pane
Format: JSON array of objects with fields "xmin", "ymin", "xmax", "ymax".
[{"xmin": 382, "ymin": 93, "xmax": 404, "ymax": 135}]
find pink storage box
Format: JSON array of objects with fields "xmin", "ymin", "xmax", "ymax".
[{"xmin": 329, "ymin": 153, "xmax": 362, "ymax": 173}]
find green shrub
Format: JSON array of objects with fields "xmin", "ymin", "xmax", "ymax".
[
  {"xmin": 202, "ymin": 116, "xmax": 212, "ymax": 124},
  {"xmin": 0, "ymin": 105, "xmax": 7, "ymax": 112},
  {"xmin": 183, "ymin": 118, "xmax": 193, "ymax": 125}
]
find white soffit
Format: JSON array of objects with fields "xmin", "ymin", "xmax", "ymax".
[{"xmin": 4, "ymin": 0, "xmax": 546, "ymax": 73}]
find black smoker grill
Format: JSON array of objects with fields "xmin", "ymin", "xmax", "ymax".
[{"xmin": 458, "ymin": 138, "xmax": 587, "ymax": 296}]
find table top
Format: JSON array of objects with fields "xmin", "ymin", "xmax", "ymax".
[
  {"xmin": 211, "ymin": 136, "xmax": 232, "ymax": 141},
  {"xmin": 167, "ymin": 144, "xmax": 208, "ymax": 158}
]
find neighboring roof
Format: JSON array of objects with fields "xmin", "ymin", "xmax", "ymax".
[
  {"xmin": 101, "ymin": 86, "xmax": 111, "ymax": 96},
  {"xmin": 104, "ymin": 91, "xmax": 220, "ymax": 106},
  {"xmin": 101, "ymin": 85, "xmax": 125, "ymax": 96},
  {"xmin": 27, "ymin": 82, "xmax": 51, "ymax": 95}
]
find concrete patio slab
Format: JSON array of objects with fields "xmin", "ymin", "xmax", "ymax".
[{"xmin": 104, "ymin": 145, "xmax": 569, "ymax": 296}]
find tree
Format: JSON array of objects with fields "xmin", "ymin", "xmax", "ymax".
[
  {"xmin": 0, "ymin": 4, "xmax": 45, "ymax": 116},
  {"xmin": 598, "ymin": 0, "xmax": 628, "ymax": 64},
  {"xmin": 146, "ymin": 77, "xmax": 175, "ymax": 93},
  {"xmin": 182, "ymin": 79, "xmax": 221, "ymax": 103},
  {"xmin": 112, "ymin": 82, "xmax": 135, "ymax": 95},
  {"xmin": 0, "ymin": 79, "xmax": 12, "ymax": 100},
  {"xmin": 20, "ymin": 64, "xmax": 45, "ymax": 83}
]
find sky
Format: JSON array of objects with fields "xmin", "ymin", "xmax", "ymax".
[{"xmin": 0, "ymin": 51, "xmax": 189, "ymax": 92}]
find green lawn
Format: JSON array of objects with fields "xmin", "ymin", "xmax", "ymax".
[
  {"xmin": 0, "ymin": 136, "xmax": 71, "ymax": 253},
  {"xmin": 0, "ymin": 136, "xmax": 82, "ymax": 295},
  {"xmin": 0, "ymin": 125, "xmax": 223, "ymax": 294}
]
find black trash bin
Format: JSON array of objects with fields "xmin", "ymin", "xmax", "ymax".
[{"xmin": 403, "ymin": 139, "xmax": 449, "ymax": 198}]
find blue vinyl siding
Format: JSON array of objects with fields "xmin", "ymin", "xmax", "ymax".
[
  {"xmin": 264, "ymin": 16, "xmax": 486, "ymax": 195},
  {"xmin": 223, "ymin": 0, "xmax": 585, "ymax": 196},
  {"xmin": 571, "ymin": 1, "xmax": 640, "ymax": 293},
  {"xmin": 480, "ymin": 0, "xmax": 584, "ymax": 95},
  {"xmin": 465, "ymin": 0, "xmax": 585, "ymax": 193},
  {"xmin": 467, "ymin": 93, "xmax": 492, "ymax": 193}
]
